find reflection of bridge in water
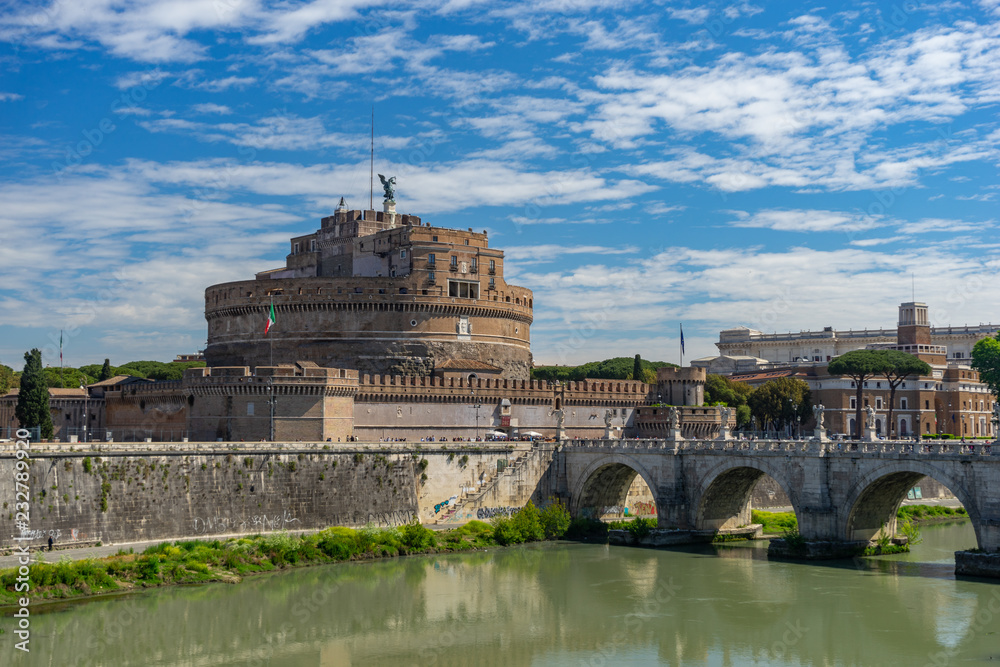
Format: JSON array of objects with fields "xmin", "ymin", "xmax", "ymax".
[{"xmin": 561, "ymin": 438, "xmax": 1000, "ymax": 572}]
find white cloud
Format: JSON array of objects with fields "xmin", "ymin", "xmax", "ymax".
[
  {"xmin": 192, "ymin": 103, "xmax": 233, "ymax": 115},
  {"xmin": 728, "ymin": 209, "xmax": 883, "ymax": 232},
  {"xmin": 668, "ymin": 8, "xmax": 712, "ymax": 24},
  {"xmin": 0, "ymin": 92, "xmax": 25, "ymax": 101},
  {"xmin": 127, "ymin": 157, "xmax": 657, "ymax": 213},
  {"xmin": 504, "ymin": 244, "xmax": 638, "ymax": 262}
]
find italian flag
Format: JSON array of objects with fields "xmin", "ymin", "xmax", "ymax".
[{"xmin": 264, "ymin": 301, "xmax": 276, "ymax": 335}]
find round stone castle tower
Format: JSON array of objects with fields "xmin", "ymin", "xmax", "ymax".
[{"xmin": 204, "ymin": 200, "xmax": 534, "ymax": 379}]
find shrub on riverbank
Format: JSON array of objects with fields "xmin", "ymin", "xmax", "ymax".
[
  {"xmin": 0, "ymin": 508, "xmax": 575, "ymax": 607},
  {"xmin": 491, "ymin": 501, "xmax": 571, "ymax": 545}
]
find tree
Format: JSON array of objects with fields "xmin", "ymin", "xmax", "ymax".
[
  {"xmin": 98, "ymin": 358, "xmax": 113, "ymax": 382},
  {"xmin": 0, "ymin": 364, "xmax": 12, "ymax": 395},
  {"xmin": 704, "ymin": 374, "xmax": 752, "ymax": 408},
  {"xmin": 972, "ymin": 333, "xmax": 1000, "ymax": 399},
  {"xmin": 736, "ymin": 404, "xmax": 752, "ymax": 430},
  {"xmin": 877, "ymin": 350, "xmax": 931, "ymax": 437},
  {"xmin": 15, "ymin": 349, "xmax": 54, "ymax": 439},
  {"xmin": 632, "ymin": 355, "xmax": 642, "ymax": 384},
  {"xmin": 748, "ymin": 377, "xmax": 811, "ymax": 436},
  {"xmin": 828, "ymin": 350, "xmax": 891, "ymax": 439}
]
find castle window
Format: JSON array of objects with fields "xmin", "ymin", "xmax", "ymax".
[
  {"xmin": 925, "ymin": 400, "xmax": 930, "ymax": 409},
  {"xmin": 464, "ymin": 239, "xmax": 469, "ymax": 245},
  {"xmin": 489, "ymin": 259, "xmax": 496, "ymax": 274},
  {"xmin": 247, "ymin": 402, "xmax": 255, "ymax": 416},
  {"xmin": 448, "ymin": 280, "xmax": 478, "ymax": 299},
  {"xmin": 850, "ymin": 397, "xmax": 857, "ymax": 409},
  {"xmin": 428, "ymin": 253, "xmax": 435, "ymax": 266},
  {"xmin": 310, "ymin": 239, "xmax": 316, "ymax": 251},
  {"xmin": 428, "ymin": 272, "xmax": 436, "ymax": 283},
  {"xmin": 433, "ymin": 235, "xmax": 438, "ymax": 242},
  {"xmin": 450, "ymin": 255, "xmax": 457, "ymax": 267},
  {"xmin": 900, "ymin": 398, "xmax": 907, "ymax": 409},
  {"xmin": 876, "ymin": 397, "xmax": 883, "ymax": 409},
  {"xmin": 489, "ymin": 277, "xmax": 495, "ymax": 290},
  {"xmin": 400, "ymin": 249, "xmax": 406, "ymax": 259},
  {"xmin": 293, "ymin": 242, "xmax": 300, "ymax": 254}
]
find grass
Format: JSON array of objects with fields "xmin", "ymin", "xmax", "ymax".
[
  {"xmin": 896, "ymin": 505, "xmax": 967, "ymax": 522},
  {"xmin": 0, "ymin": 502, "xmax": 573, "ymax": 607},
  {"xmin": 751, "ymin": 510, "xmax": 798, "ymax": 535}
]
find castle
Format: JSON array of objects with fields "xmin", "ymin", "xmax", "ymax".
[
  {"xmin": 73, "ymin": 199, "xmax": 707, "ymax": 443},
  {"xmin": 205, "ymin": 200, "xmax": 534, "ymax": 379}
]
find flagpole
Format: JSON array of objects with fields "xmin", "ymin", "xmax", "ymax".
[
  {"xmin": 679, "ymin": 324, "xmax": 684, "ymax": 368},
  {"xmin": 269, "ymin": 297, "xmax": 274, "ymax": 367}
]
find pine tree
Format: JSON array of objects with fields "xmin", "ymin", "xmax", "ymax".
[
  {"xmin": 632, "ymin": 354, "xmax": 642, "ymax": 383},
  {"xmin": 98, "ymin": 358, "xmax": 113, "ymax": 382},
  {"xmin": 15, "ymin": 349, "xmax": 54, "ymax": 439}
]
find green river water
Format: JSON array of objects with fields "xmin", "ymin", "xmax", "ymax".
[{"xmin": 7, "ymin": 521, "xmax": 1000, "ymax": 666}]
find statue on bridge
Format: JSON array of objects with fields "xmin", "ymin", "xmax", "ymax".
[
  {"xmin": 813, "ymin": 404, "xmax": 825, "ymax": 429},
  {"xmin": 604, "ymin": 410, "xmax": 613, "ymax": 428},
  {"xmin": 668, "ymin": 406, "xmax": 679, "ymax": 430}
]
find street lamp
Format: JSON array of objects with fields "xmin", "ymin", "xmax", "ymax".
[
  {"xmin": 471, "ymin": 390, "xmax": 482, "ymax": 441},
  {"xmin": 79, "ymin": 383, "xmax": 88, "ymax": 443}
]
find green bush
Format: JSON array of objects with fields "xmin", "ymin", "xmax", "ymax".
[
  {"xmin": 491, "ymin": 516, "xmax": 523, "ymax": 545},
  {"xmin": 400, "ymin": 520, "xmax": 436, "ymax": 551},
  {"xmin": 457, "ymin": 520, "xmax": 493, "ymax": 535},
  {"xmin": 512, "ymin": 501, "xmax": 545, "ymax": 542},
  {"xmin": 539, "ymin": 500, "xmax": 572, "ymax": 539}
]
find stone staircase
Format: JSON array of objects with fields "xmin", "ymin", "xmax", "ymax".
[{"xmin": 432, "ymin": 445, "xmax": 535, "ymax": 525}]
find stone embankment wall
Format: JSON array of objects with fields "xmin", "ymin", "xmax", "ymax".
[
  {"xmin": 0, "ymin": 443, "xmax": 431, "ymax": 550},
  {"xmin": 428, "ymin": 444, "xmax": 564, "ymax": 524},
  {"xmin": 0, "ymin": 441, "xmax": 558, "ymax": 550}
]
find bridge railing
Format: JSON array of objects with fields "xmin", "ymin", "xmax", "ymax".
[{"xmin": 563, "ymin": 438, "xmax": 997, "ymax": 457}]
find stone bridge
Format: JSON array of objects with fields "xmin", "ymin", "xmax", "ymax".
[{"xmin": 562, "ymin": 439, "xmax": 1000, "ymax": 566}]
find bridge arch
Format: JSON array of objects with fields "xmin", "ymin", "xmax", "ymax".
[
  {"xmin": 570, "ymin": 454, "xmax": 659, "ymax": 522},
  {"xmin": 841, "ymin": 461, "xmax": 982, "ymax": 548},
  {"xmin": 692, "ymin": 459, "xmax": 799, "ymax": 532}
]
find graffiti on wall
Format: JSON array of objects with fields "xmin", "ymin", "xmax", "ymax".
[
  {"xmin": 434, "ymin": 496, "xmax": 458, "ymax": 513},
  {"xmin": 192, "ymin": 509, "xmax": 300, "ymax": 535},
  {"xmin": 476, "ymin": 506, "xmax": 516, "ymax": 520},
  {"xmin": 627, "ymin": 501, "xmax": 656, "ymax": 516}
]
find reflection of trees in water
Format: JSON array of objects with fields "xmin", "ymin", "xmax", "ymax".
[{"xmin": 26, "ymin": 528, "xmax": 994, "ymax": 666}]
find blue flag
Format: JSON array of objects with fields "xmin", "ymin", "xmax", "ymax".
[{"xmin": 680, "ymin": 324, "xmax": 685, "ymax": 354}]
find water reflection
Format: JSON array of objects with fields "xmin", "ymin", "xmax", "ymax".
[{"xmin": 14, "ymin": 522, "xmax": 1000, "ymax": 667}]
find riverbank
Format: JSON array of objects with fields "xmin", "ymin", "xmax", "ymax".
[
  {"xmin": 752, "ymin": 505, "xmax": 968, "ymax": 537},
  {"xmin": 0, "ymin": 502, "xmax": 571, "ymax": 608}
]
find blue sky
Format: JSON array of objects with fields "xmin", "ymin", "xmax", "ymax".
[{"xmin": 1, "ymin": 0, "xmax": 999, "ymax": 370}]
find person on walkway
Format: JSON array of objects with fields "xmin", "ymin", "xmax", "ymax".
[{"xmin": 48, "ymin": 536, "xmax": 53, "ymax": 551}]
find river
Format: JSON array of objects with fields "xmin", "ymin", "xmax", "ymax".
[{"xmin": 9, "ymin": 521, "xmax": 999, "ymax": 666}]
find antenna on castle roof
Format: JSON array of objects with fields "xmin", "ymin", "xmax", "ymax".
[{"xmin": 369, "ymin": 106, "xmax": 374, "ymax": 211}]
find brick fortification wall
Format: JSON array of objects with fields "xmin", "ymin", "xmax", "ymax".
[
  {"xmin": 0, "ymin": 446, "xmax": 420, "ymax": 550},
  {"xmin": 354, "ymin": 374, "xmax": 656, "ymax": 440},
  {"xmin": 204, "ymin": 277, "xmax": 534, "ymax": 379}
]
